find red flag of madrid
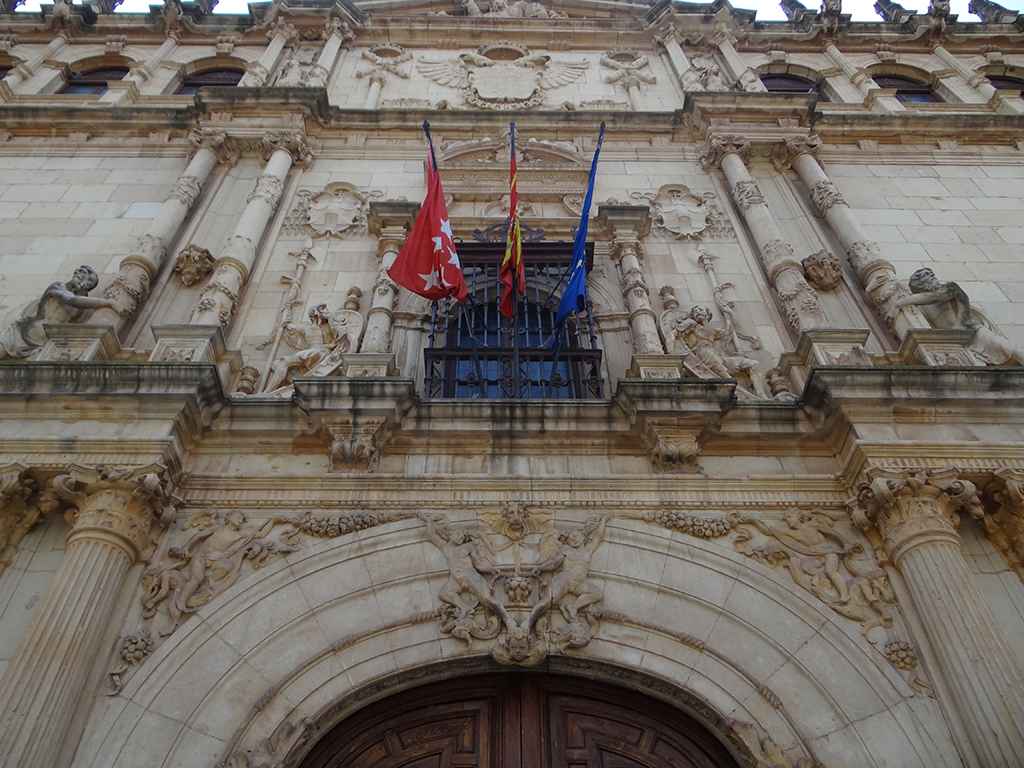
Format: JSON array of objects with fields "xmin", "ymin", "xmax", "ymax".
[{"xmin": 387, "ymin": 142, "xmax": 468, "ymax": 303}]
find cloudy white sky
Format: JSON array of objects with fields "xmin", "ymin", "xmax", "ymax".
[{"xmin": 12, "ymin": 0, "xmax": 1024, "ymax": 22}]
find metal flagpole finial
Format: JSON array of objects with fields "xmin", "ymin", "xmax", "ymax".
[{"xmin": 422, "ymin": 120, "xmax": 439, "ymax": 170}]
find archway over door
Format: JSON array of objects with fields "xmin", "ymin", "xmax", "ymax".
[{"xmin": 297, "ymin": 673, "xmax": 743, "ymax": 768}]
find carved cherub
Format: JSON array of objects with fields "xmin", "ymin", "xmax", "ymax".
[
  {"xmin": 263, "ymin": 303, "xmax": 363, "ymax": 394},
  {"xmin": 0, "ymin": 265, "xmax": 115, "ymax": 359},
  {"xmin": 894, "ymin": 267, "xmax": 1023, "ymax": 364}
]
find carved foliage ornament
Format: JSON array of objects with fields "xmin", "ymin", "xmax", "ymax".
[
  {"xmin": 418, "ymin": 43, "xmax": 588, "ymax": 111},
  {"xmin": 173, "ymin": 244, "xmax": 215, "ymax": 287}
]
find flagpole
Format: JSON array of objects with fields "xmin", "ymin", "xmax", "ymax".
[{"xmin": 509, "ymin": 122, "xmax": 520, "ymax": 398}]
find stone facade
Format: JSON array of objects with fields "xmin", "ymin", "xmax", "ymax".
[{"xmin": 2, "ymin": 0, "xmax": 1024, "ymax": 766}]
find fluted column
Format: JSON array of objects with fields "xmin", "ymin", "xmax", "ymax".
[
  {"xmin": 701, "ymin": 136, "xmax": 825, "ymax": 334},
  {"xmin": 0, "ymin": 464, "xmax": 174, "ymax": 768},
  {"xmin": 92, "ymin": 129, "xmax": 234, "ymax": 334},
  {"xmin": 3, "ymin": 33, "xmax": 67, "ymax": 91},
  {"xmin": 777, "ymin": 135, "xmax": 929, "ymax": 340},
  {"xmin": 653, "ymin": 25, "xmax": 703, "ymax": 92},
  {"xmin": 853, "ymin": 468, "xmax": 1024, "ymax": 768},
  {"xmin": 191, "ymin": 132, "xmax": 311, "ymax": 327},
  {"xmin": 239, "ymin": 20, "xmax": 296, "ymax": 87},
  {"xmin": 599, "ymin": 206, "xmax": 661, "ymax": 355}
]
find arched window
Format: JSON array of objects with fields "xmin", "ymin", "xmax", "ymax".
[
  {"xmin": 60, "ymin": 66, "xmax": 129, "ymax": 95},
  {"xmin": 176, "ymin": 68, "xmax": 244, "ymax": 95},
  {"xmin": 423, "ymin": 242, "xmax": 603, "ymax": 400},
  {"xmin": 987, "ymin": 74, "xmax": 1024, "ymax": 91},
  {"xmin": 873, "ymin": 74, "xmax": 940, "ymax": 104},
  {"xmin": 761, "ymin": 73, "xmax": 817, "ymax": 94}
]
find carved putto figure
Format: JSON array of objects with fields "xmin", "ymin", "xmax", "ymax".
[
  {"xmin": 263, "ymin": 302, "xmax": 363, "ymax": 395},
  {"xmin": 418, "ymin": 44, "xmax": 588, "ymax": 111},
  {"xmin": 418, "ymin": 510, "xmax": 607, "ymax": 666},
  {"xmin": 0, "ymin": 266, "xmax": 115, "ymax": 359},
  {"xmin": 895, "ymin": 267, "xmax": 1023, "ymax": 364},
  {"xmin": 662, "ymin": 305, "xmax": 767, "ymax": 398}
]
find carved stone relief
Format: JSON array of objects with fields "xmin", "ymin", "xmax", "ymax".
[
  {"xmin": 801, "ymin": 249, "xmax": 842, "ymax": 291},
  {"xmin": 263, "ymin": 301, "xmax": 364, "ymax": 396},
  {"xmin": 357, "ymin": 44, "xmax": 413, "ymax": 81},
  {"xmin": 418, "ymin": 43, "xmax": 588, "ymax": 111},
  {"xmin": 282, "ymin": 183, "xmax": 382, "ymax": 239},
  {"xmin": 274, "ymin": 46, "xmax": 328, "ymax": 88},
  {"xmin": 632, "ymin": 185, "xmax": 710, "ymax": 239},
  {"xmin": 173, "ymin": 245, "xmax": 216, "ymax": 287},
  {"xmin": 445, "ymin": 0, "xmax": 567, "ymax": 18},
  {"xmin": 419, "ymin": 508, "xmax": 607, "ymax": 666},
  {"xmin": 600, "ymin": 50, "xmax": 656, "ymax": 106}
]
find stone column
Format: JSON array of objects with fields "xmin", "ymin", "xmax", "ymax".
[
  {"xmin": 824, "ymin": 43, "xmax": 879, "ymax": 99},
  {"xmin": 776, "ymin": 135, "xmax": 929, "ymax": 340},
  {"xmin": 3, "ymin": 32, "xmax": 68, "ymax": 92},
  {"xmin": 363, "ymin": 70, "xmax": 386, "ymax": 110},
  {"xmin": 239, "ymin": 20, "xmax": 296, "ymax": 87},
  {"xmin": 711, "ymin": 32, "xmax": 764, "ymax": 92},
  {"xmin": 191, "ymin": 132, "xmax": 311, "ymax": 328},
  {"xmin": 124, "ymin": 30, "xmax": 179, "ymax": 91},
  {"xmin": 598, "ymin": 205, "xmax": 661, "ymax": 356},
  {"xmin": 92, "ymin": 129, "xmax": 235, "ymax": 334},
  {"xmin": 0, "ymin": 464, "xmax": 174, "ymax": 768},
  {"xmin": 701, "ymin": 136, "xmax": 825, "ymax": 334},
  {"xmin": 364, "ymin": 201, "xmax": 419, "ymax": 355},
  {"xmin": 310, "ymin": 17, "xmax": 354, "ymax": 88},
  {"xmin": 653, "ymin": 25, "xmax": 703, "ymax": 92},
  {"xmin": 853, "ymin": 468, "xmax": 1024, "ymax": 768}
]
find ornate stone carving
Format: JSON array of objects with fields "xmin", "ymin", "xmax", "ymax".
[
  {"xmin": 261, "ymin": 131, "xmax": 314, "ymax": 166},
  {"xmin": 895, "ymin": 267, "xmax": 1024, "ymax": 364},
  {"xmin": 691, "ymin": 55, "xmax": 728, "ymax": 91},
  {"xmin": 801, "ymin": 249, "xmax": 842, "ymax": 291},
  {"xmin": 767, "ymin": 368, "xmax": 799, "ymax": 402},
  {"xmin": 731, "ymin": 179, "xmax": 766, "ymax": 211},
  {"xmin": 170, "ymin": 175, "xmax": 202, "ymax": 208},
  {"xmin": 326, "ymin": 416, "xmax": 390, "ymax": 472},
  {"xmin": 306, "ymin": 183, "xmax": 378, "ymax": 237},
  {"xmin": 107, "ymin": 630, "xmax": 154, "ymax": 695},
  {"xmin": 173, "ymin": 245, "xmax": 215, "ymax": 287},
  {"xmin": 660, "ymin": 304, "xmax": 767, "ymax": 399},
  {"xmin": 600, "ymin": 51, "xmax": 657, "ymax": 100},
  {"xmin": 0, "ymin": 464, "xmax": 44, "ymax": 573},
  {"xmin": 274, "ymin": 49, "xmax": 329, "ymax": 88},
  {"xmin": 142, "ymin": 510, "xmax": 301, "ymax": 637},
  {"xmin": 234, "ymin": 365, "xmax": 261, "ymax": 395},
  {"xmin": 418, "ymin": 44, "xmax": 588, "ymax": 111},
  {"xmin": 699, "ymin": 135, "xmax": 749, "ymax": 170},
  {"xmin": 985, "ymin": 469, "xmax": 1024, "ymax": 581},
  {"xmin": 729, "ymin": 721, "xmax": 823, "ymax": 768},
  {"xmin": 298, "ymin": 510, "xmax": 399, "ymax": 537},
  {"xmin": 247, "ymin": 175, "xmax": 284, "ymax": 208},
  {"xmin": 263, "ymin": 303, "xmax": 363, "ymax": 396},
  {"xmin": 808, "ymin": 179, "xmax": 847, "ymax": 216},
  {"xmin": 643, "ymin": 423, "xmax": 703, "ymax": 473},
  {"xmin": 453, "ymin": 0, "xmax": 567, "ymax": 18},
  {"xmin": 419, "ymin": 510, "xmax": 607, "ymax": 666},
  {"xmin": 357, "ymin": 44, "xmax": 412, "ymax": 82},
  {"xmin": 188, "ymin": 128, "xmax": 239, "ymax": 166},
  {"xmin": 632, "ymin": 185, "xmax": 710, "ymax": 239},
  {"xmin": 0, "ymin": 266, "xmax": 115, "ymax": 360}
]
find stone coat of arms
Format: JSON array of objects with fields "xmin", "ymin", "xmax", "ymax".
[{"xmin": 418, "ymin": 43, "xmax": 589, "ymax": 110}]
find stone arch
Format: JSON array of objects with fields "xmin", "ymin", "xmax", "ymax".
[
  {"xmin": 72, "ymin": 517, "xmax": 955, "ymax": 768},
  {"xmin": 64, "ymin": 52, "xmax": 138, "ymax": 76},
  {"xmin": 164, "ymin": 55, "xmax": 249, "ymax": 95}
]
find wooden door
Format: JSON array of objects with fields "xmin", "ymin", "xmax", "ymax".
[{"xmin": 300, "ymin": 674, "xmax": 739, "ymax": 768}]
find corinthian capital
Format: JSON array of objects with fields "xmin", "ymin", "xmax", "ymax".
[
  {"xmin": 262, "ymin": 130, "xmax": 314, "ymax": 166},
  {"xmin": 188, "ymin": 128, "xmax": 239, "ymax": 166},
  {"xmin": 850, "ymin": 467, "xmax": 982, "ymax": 562},
  {"xmin": 699, "ymin": 135, "xmax": 750, "ymax": 171},
  {"xmin": 770, "ymin": 134, "xmax": 822, "ymax": 171},
  {"xmin": 49, "ymin": 463, "xmax": 179, "ymax": 560}
]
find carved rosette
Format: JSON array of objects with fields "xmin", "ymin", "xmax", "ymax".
[
  {"xmin": 731, "ymin": 179, "xmax": 766, "ymax": 211},
  {"xmin": 50, "ymin": 463, "xmax": 177, "ymax": 561},
  {"xmin": 699, "ymin": 135, "xmax": 750, "ymax": 171},
  {"xmin": 850, "ymin": 468, "xmax": 982, "ymax": 563},
  {"xmin": 809, "ymin": 179, "xmax": 847, "ymax": 217}
]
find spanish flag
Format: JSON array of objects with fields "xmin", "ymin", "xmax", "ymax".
[{"xmin": 499, "ymin": 122, "xmax": 525, "ymax": 319}]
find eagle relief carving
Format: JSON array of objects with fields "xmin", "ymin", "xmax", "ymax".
[{"xmin": 418, "ymin": 42, "xmax": 588, "ymax": 110}]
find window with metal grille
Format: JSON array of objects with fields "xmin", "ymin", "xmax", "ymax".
[
  {"xmin": 423, "ymin": 242, "xmax": 603, "ymax": 401},
  {"xmin": 176, "ymin": 68, "xmax": 245, "ymax": 95},
  {"xmin": 873, "ymin": 74, "xmax": 940, "ymax": 104},
  {"xmin": 60, "ymin": 66, "xmax": 129, "ymax": 95}
]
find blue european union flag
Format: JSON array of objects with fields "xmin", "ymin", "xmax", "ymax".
[{"xmin": 553, "ymin": 124, "xmax": 605, "ymax": 340}]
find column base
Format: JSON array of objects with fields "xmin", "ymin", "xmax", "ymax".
[
  {"xmin": 338, "ymin": 352, "xmax": 398, "ymax": 378},
  {"xmin": 627, "ymin": 354, "xmax": 683, "ymax": 381},
  {"xmin": 777, "ymin": 329, "xmax": 872, "ymax": 392},
  {"xmin": 36, "ymin": 324, "xmax": 122, "ymax": 362},
  {"xmin": 898, "ymin": 329, "xmax": 985, "ymax": 367},
  {"xmin": 150, "ymin": 324, "xmax": 241, "ymax": 388}
]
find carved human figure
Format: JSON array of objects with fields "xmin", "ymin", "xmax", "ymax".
[
  {"xmin": 894, "ymin": 267, "xmax": 1024, "ymax": 364},
  {"xmin": 668, "ymin": 306, "xmax": 765, "ymax": 394},
  {"xmin": 263, "ymin": 303, "xmax": 361, "ymax": 393},
  {"xmin": 0, "ymin": 266, "xmax": 115, "ymax": 359},
  {"xmin": 529, "ymin": 516, "xmax": 606, "ymax": 639}
]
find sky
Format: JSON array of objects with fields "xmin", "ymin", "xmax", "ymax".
[{"xmin": 11, "ymin": 0, "xmax": 1024, "ymax": 23}]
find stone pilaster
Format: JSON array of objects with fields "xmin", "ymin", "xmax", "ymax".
[
  {"xmin": 599, "ymin": 205, "xmax": 662, "ymax": 358},
  {"xmin": 824, "ymin": 43, "xmax": 879, "ymax": 98},
  {"xmin": 3, "ymin": 33, "xmax": 67, "ymax": 91},
  {"xmin": 775, "ymin": 135, "xmax": 929, "ymax": 340},
  {"xmin": 239, "ymin": 19, "xmax": 297, "ymax": 87},
  {"xmin": 311, "ymin": 17, "xmax": 354, "ymax": 88},
  {"xmin": 0, "ymin": 464, "xmax": 177, "ymax": 768},
  {"xmin": 92, "ymin": 129, "xmax": 234, "ymax": 335},
  {"xmin": 852, "ymin": 468, "xmax": 1024, "ymax": 768},
  {"xmin": 702, "ymin": 135, "xmax": 826, "ymax": 334},
  {"xmin": 653, "ymin": 25, "xmax": 703, "ymax": 92},
  {"xmin": 363, "ymin": 201, "xmax": 419, "ymax": 356},
  {"xmin": 190, "ymin": 132, "xmax": 311, "ymax": 328},
  {"xmin": 124, "ymin": 30, "xmax": 180, "ymax": 90},
  {"xmin": 711, "ymin": 31, "xmax": 764, "ymax": 92}
]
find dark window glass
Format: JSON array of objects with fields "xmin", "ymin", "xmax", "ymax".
[
  {"xmin": 0, "ymin": 65, "xmax": 12, "ymax": 79},
  {"xmin": 176, "ymin": 68, "xmax": 244, "ymax": 95},
  {"xmin": 60, "ymin": 66, "xmax": 129, "ymax": 95},
  {"xmin": 874, "ymin": 75, "xmax": 940, "ymax": 104},
  {"xmin": 760, "ymin": 74, "xmax": 817, "ymax": 94},
  {"xmin": 987, "ymin": 75, "xmax": 1024, "ymax": 91},
  {"xmin": 423, "ymin": 243, "xmax": 603, "ymax": 401}
]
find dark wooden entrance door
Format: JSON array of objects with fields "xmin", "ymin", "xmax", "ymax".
[{"xmin": 299, "ymin": 674, "xmax": 740, "ymax": 768}]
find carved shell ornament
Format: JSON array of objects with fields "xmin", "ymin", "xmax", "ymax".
[{"xmin": 418, "ymin": 42, "xmax": 589, "ymax": 110}]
